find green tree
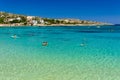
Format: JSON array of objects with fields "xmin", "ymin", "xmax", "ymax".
[
  {"xmin": 0, "ymin": 18, "xmax": 4, "ymax": 23},
  {"xmin": 20, "ymin": 16, "xmax": 27, "ymax": 22}
]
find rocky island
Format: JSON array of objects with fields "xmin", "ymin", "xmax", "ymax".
[{"xmin": 0, "ymin": 11, "xmax": 112, "ymax": 27}]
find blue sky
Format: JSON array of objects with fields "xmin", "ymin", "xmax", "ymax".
[{"xmin": 0, "ymin": 0, "xmax": 120, "ymax": 24}]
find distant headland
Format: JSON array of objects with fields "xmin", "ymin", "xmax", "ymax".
[
  {"xmin": 114, "ymin": 24, "xmax": 120, "ymax": 26},
  {"xmin": 0, "ymin": 11, "xmax": 113, "ymax": 27}
]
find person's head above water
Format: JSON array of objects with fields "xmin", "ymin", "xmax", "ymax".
[
  {"xmin": 11, "ymin": 34, "xmax": 18, "ymax": 39},
  {"xmin": 42, "ymin": 42, "xmax": 48, "ymax": 46}
]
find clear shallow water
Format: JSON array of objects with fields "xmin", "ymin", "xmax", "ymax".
[{"xmin": 0, "ymin": 26, "xmax": 120, "ymax": 80}]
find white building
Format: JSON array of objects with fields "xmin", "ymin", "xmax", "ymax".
[
  {"xmin": 32, "ymin": 20, "xmax": 38, "ymax": 25},
  {"xmin": 64, "ymin": 19, "xmax": 69, "ymax": 23},
  {"xmin": 8, "ymin": 18, "xmax": 14, "ymax": 22},
  {"xmin": 27, "ymin": 16, "xmax": 35, "ymax": 21},
  {"xmin": 16, "ymin": 17, "xmax": 21, "ymax": 21},
  {"xmin": 40, "ymin": 19, "xmax": 44, "ymax": 24},
  {"xmin": 0, "ymin": 15, "xmax": 4, "ymax": 17}
]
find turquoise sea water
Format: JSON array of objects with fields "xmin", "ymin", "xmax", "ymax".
[{"xmin": 0, "ymin": 26, "xmax": 120, "ymax": 80}]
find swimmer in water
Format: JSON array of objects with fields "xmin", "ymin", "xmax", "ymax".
[
  {"xmin": 80, "ymin": 38, "xmax": 87, "ymax": 47},
  {"xmin": 11, "ymin": 34, "xmax": 18, "ymax": 39},
  {"xmin": 80, "ymin": 43, "xmax": 86, "ymax": 47},
  {"xmin": 96, "ymin": 26, "xmax": 101, "ymax": 28},
  {"xmin": 110, "ymin": 29, "xmax": 114, "ymax": 32},
  {"xmin": 42, "ymin": 42, "xmax": 48, "ymax": 46}
]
